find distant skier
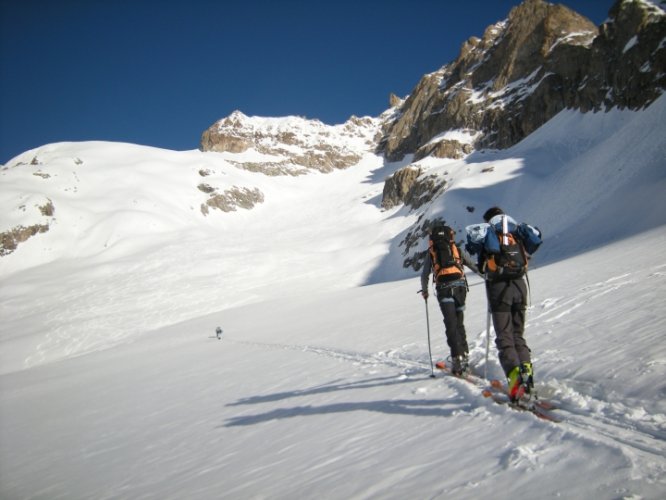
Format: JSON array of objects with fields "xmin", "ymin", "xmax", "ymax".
[
  {"xmin": 467, "ymin": 207, "xmax": 542, "ymax": 402},
  {"xmin": 420, "ymin": 222, "xmax": 478, "ymax": 376}
]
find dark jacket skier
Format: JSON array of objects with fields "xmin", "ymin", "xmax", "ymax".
[{"xmin": 420, "ymin": 223, "xmax": 478, "ymax": 375}]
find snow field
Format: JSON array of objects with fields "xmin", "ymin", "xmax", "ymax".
[{"xmin": 1, "ymin": 96, "xmax": 665, "ymax": 498}]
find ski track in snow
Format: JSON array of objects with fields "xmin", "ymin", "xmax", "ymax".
[
  {"xmin": 223, "ymin": 261, "xmax": 666, "ymax": 485},
  {"xmin": 529, "ymin": 272, "xmax": 634, "ymax": 324},
  {"xmin": 225, "ymin": 325, "xmax": 666, "ymax": 485},
  {"xmin": 522, "ymin": 266, "xmax": 666, "ymax": 484}
]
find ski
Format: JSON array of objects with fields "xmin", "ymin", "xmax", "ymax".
[
  {"xmin": 483, "ymin": 391, "xmax": 562, "ymax": 423},
  {"xmin": 487, "ymin": 378, "xmax": 559, "ymax": 411},
  {"xmin": 434, "ymin": 360, "xmax": 492, "ymax": 388},
  {"xmin": 435, "ymin": 361, "xmax": 561, "ymax": 423},
  {"xmin": 484, "ymin": 379, "xmax": 561, "ymax": 422},
  {"xmin": 435, "ymin": 360, "xmax": 481, "ymax": 383}
]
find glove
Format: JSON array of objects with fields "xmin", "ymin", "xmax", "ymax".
[{"xmin": 422, "ymin": 291, "xmax": 429, "ymax": 300}]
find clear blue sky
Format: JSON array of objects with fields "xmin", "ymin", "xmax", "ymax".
[{"xmin": 0, "ymin": 0, "xmax": 610, "ymax": 163}]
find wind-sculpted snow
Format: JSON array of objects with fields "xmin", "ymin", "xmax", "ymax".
[{"xmin": 1, "ymin": 239, "xmax": 664, "ymax": 498}]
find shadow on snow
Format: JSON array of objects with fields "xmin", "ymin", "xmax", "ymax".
[{"xmin": 221, "ymin": 374, "xmax": 473, "ymax": 427}]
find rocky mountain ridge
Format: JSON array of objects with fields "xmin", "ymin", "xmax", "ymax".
[
  {"xmin": 379, "ymin": 0, "xmax": 665, "ymax": 210},
  {"xmin": 379, "ymin": 0, "xmax": 665, "ymax": 163}
]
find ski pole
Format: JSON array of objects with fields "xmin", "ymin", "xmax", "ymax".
[
  {"xmin": 418, "ymin": 290, "xmax": 436, "ymax": 378},
  {"xmin": 484, "ymin": 307, "xmax": 491, "ymax": 380}
]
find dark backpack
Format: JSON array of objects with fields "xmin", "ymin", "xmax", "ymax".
[
  {"xmin": 429, "ymin": 225, "xmax": 464, "ymax": 284},
  {"xmin": 485, "ymin": 217, "xmax": 528, "ymax": 280}
]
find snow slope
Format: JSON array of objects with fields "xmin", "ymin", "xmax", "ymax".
[{"xmin": 1, "ymin": 97, "xmax": 665, "ymax": 499}]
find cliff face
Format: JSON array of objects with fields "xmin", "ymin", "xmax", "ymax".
[{"xmin": 377, "ymin": 0, "xmax": 666, "ymax": 162}]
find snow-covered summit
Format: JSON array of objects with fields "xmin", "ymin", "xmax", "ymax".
[{"xmin": 199, "ymin": 110, "xmax": 381, "ymax": 175}]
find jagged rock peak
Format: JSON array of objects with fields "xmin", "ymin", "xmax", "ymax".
[
  {"xmin": 377, "ymin": 0, "xmax": 597, "ymax": 161},
  {"xmin": 485, "ymin": 0, "xmax": 597, "ymax": 89},
  {"xmin": 389, "ymin": 93, "xmax": 404, "ymax": 107},
  {"xmin": 377, "ymin": 0, "xmax": 666, "ymax": 162},
  {"xmin": 610, "ymin": 0, "xmax": 666, "ymax": 21}
]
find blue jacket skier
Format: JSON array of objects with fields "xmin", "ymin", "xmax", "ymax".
[{"xmin": 470, "ymin": 206, "xmax": 542, "ymax": 401}]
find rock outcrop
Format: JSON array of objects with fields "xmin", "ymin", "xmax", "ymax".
[{"xmin": 381, "ymin": 167, "xmax": 422, "ymax": 209}]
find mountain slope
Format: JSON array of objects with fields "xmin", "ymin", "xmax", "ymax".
[
  {"xmin": 1, "ymin": 93, "xmax": 665, "ymax": 500},
  {"xmin": 1, "ymin": 228, "xmax": 664, "ymax": 499},
  {"xmin": 1, "ymin": 1, "xmax": 666, "ymax": 498},
  {"xmin": 369, "ymin": 93, "xmax": 666, "ymax": 279},
  {"xmin": 0, "ymin": 136, "xmax": 412, "ymax": 374}
]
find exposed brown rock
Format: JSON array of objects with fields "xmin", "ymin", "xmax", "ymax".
[
  {"xmin": 377, "ymin": 0, "xmax": 665, "ymax": 161},
  {"xmin": 201, "ymin": 187, "xmax": 265, "ymax": 215},
  {"xmin": 0, "ymin": 224, "xmax": 50, "ymax": 256},
  {"xmin": 381, "ymin": 167, "xmax": 422, "ymax": 209}
]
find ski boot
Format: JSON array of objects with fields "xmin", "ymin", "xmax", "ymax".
[
  {"xmin": 507, "ymin": 362, "xmax": 533, "ymax": 402},
  {"xmin": 451, "ymin": 354, "xmax": 470, "ymax": 376}
]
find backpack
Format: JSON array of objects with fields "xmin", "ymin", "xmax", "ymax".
[
  {"xmin": 429, "ymin": 225, "xmax": 464, "ymax": 284},
  {"xmin": 484, "ymin": 215, "xmax": 528, "ymax": 280},
  {"xmin": 465, "ymin": 223, "xmax": 489, "ymax": 256}
]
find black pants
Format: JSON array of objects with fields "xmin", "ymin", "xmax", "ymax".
[
  {"xmin": 436, "ymin": 285, "xmax": 468, "ymax": 358},
  {"xmin": 486, "ymin": 279, "xmax": 530, "ymax": 376}
]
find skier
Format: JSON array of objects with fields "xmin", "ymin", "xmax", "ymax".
[
  {"xmin": 420, "ymin": 222, "xmax": 479, "ymax": 376},
  {"xmin": 472, "ymin": 206, "xmax": 542, "ymax": 402}
]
